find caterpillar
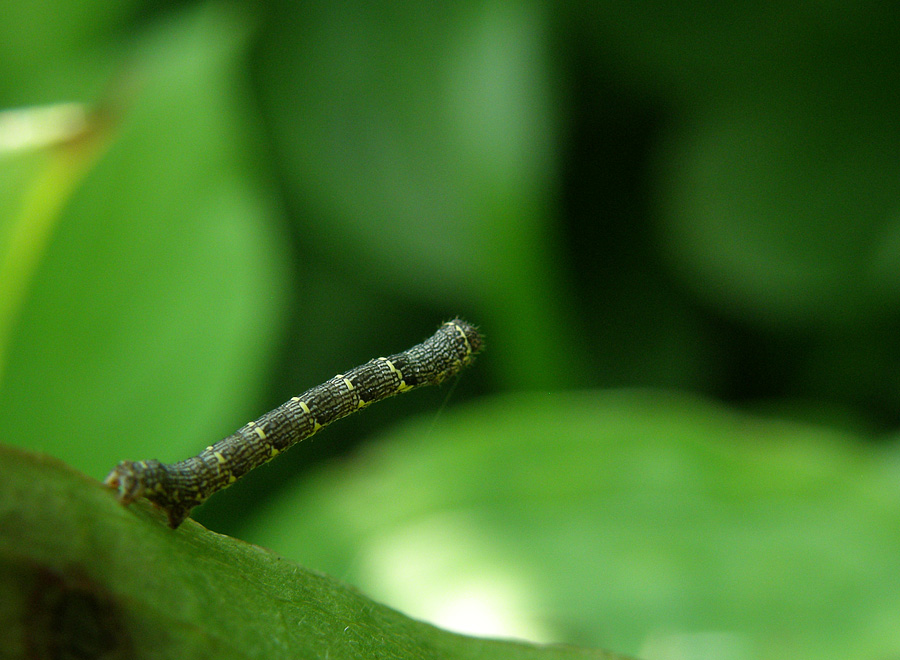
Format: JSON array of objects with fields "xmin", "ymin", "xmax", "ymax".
[{"xmin": 105, "ymin": 319, "xmax": 483, "ymax": 528}]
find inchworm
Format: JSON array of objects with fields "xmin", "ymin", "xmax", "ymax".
[{"xmin": 105, "ymin": 319, "xmax": 483, "ymax": 528}]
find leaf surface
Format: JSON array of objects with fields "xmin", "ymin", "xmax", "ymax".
[{"xmin": 0, "ymin": 443, "xmax": 632, "ymax": 660}]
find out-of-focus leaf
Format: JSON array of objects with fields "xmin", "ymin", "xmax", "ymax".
[
  {"xmin": 242, "ymin": 389, "xmax": 900, "ymax": 660},
  {"xmin": 0, "ymin": 0, "xmax": 140, "ymax": 99},
  {"xmin": 577, "ymin": 3, "xmax": 900, "ymax": 106},
  {"xmin": 257, "ymin": 0, "xmax": 577, "ymax": 389},
  {"xmin": 656, "ymin": 95, "xmax": 900, "ymax": 331},
  {"xmin": 0, "ymin": 443, "xmax": 634, "ymax": 660},
  {"xmin": 0, "ymin": 4, "xmax": 292, "ymax": 480}
]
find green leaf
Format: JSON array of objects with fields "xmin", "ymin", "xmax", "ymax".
[
  {"xmin": 257, "ymin": 0, "xmax": 578, "ymax": 389},
  {"xmin": 0, "ymin": 443, "xmax": 632, "ymax": 660},
  {"xmin": 0, "ymin": 4, "xmax": 292, "ymax": 480},
  {"xmin": 657, "ymin": 94, "xmax": 900, "ymax": 331},
  {"xmin": 241, "ymin": 390, "xmax": 900, "ymax": 660}
]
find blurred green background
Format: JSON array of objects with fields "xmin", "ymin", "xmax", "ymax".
[{"xmin": 2, "ymin": 2, "xmax": 900, "ymax": 659}]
